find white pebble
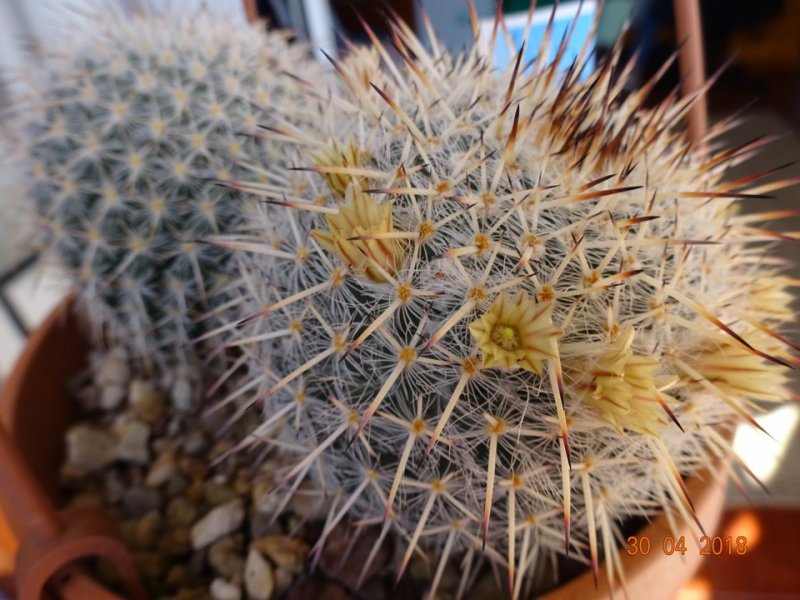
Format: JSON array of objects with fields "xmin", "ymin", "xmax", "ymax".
[
  {"xmin": 114, "ymin": 420, "xmax": 151, "ymax": 464},
  {"xmin": 145, "ymin": 448, "xmax": 177, "ymax": 487},
  {"xmin": 244, "ymin": 549, "xmax": 274, "ymax": 600},
  {"xmin": 96, "ymin": 349, "xmax": 130, "ymax": 387},
  {"xmin": 65, "ymin": 425, "xmax": 116, "ymax": 473},
  {"xmin": 100, "ymin": 384, "xmax": 126, "ymax": 410},
  {"xmin": 171, "ymin": 377, "xmax": 194, "ymax": 412},
  {"xmin": 191, "ymin": 499, "xmax": 245, "ymax": 549},
  {"xmin": 210, "ymin": 578, "xmax": 242, "ymax": 600}
]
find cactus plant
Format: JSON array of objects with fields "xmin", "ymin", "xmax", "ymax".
[
  {"xmin": 0, "ymin": 135, "xmax": 28, "ymax": 274},
  {"xmin": 217, "ymin": 11, "xmax": 796, "ymax": 599},
  {"xmin": 6, "ymin": 4, "xmax": 315, "ymax": 372}
]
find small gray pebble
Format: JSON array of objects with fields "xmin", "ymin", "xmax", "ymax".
[
  {"xmin": 183, "ymin": 431, "xmax": 210, "ymax": 456},
  {"xmin": 122, "ymin": 486, "xmax": 162, "ymax": 518}
]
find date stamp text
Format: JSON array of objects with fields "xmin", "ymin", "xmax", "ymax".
[{"xmin": 625, "ymin": 535, "xmax": 748, "ymax": 556}]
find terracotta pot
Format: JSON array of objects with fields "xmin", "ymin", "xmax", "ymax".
[
  {"xmin": 0, "ymin": 301, "xmax": 728, "ymax": 599},
  {"xmin": 0, "ymin": 301, "xmax": 146, "ymax": 599},
  {"xmin": 0, "ymin": 300, "xmax": 89, "ymax": 582},
  {"xmin": 542, "ymin": 472, "xmax": 727, "ymax": 600}
]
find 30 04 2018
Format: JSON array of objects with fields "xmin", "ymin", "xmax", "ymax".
[{"xmin": 625, "ymin": 535, "xmax": 748, "ymax": 556}]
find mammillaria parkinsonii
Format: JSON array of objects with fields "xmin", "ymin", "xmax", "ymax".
[{"xmin": 214, "ymin": 9, "xmax": 795, "ymax": 598}]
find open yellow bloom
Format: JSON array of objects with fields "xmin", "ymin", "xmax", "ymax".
[
  {"xmin": 746, "ymin": 276, "xmax": 795, "ymax": 321},
  {"xmin": 469, "ymin": 291, "xmax": 560, "ymax": 374},
  {"xmin": 310, "ymin": 140, "xmax": 368, "ymax": 198},
  {"xmin": 581, "ymin": 327, "xmax": 676, "ymax": 436},
  {"xmin": 311, "ymin": 188, "xmax": 404, "ymax": 283},
  {"xmin": 692, "ymin": 334, "xmax": 789, "ymax": 402}
]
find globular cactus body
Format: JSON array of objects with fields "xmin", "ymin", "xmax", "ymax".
[
  {"xmin": 218, "ymin": 10, "xmax": 795, "ymax": 598},
  {"xmin": 9, "ymin": 4, "xmax": 314, "ymax": 371}
]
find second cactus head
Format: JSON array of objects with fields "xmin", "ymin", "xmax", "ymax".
[{"xmin": 10, "ymin": 6, "xmax": 315, "ymax": 372}]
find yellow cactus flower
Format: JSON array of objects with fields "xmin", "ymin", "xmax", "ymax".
[
  {"xmin": 581, "ymin": 327, "xmax": 676, "ymax": 436},
  {"xmin": 311, "ymin": 188, "xmax": 404, "ymax": 283},
  {"xmin": 692, "ymin": 335, "xmax": 789, "ymax": 402},
  {"xmin": 310, "ymin": 140, "xmax": 369, "ymax": 197},
  {"xmin": 469, "ymin": 291, "xmax": 560, "ymax": 374},
  {"xmin": 746, "ymin": 276, "xmax": 795, "ymax": 320}
]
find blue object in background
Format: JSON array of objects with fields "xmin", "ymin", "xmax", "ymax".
[{"xmin": 481, "ymin": 1, "xmax": 597, "ymax": 79}]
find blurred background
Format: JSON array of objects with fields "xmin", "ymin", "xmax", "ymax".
[{"xmin": 0, "ymin": 1, "xmax": 798, "ymax": 597}]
